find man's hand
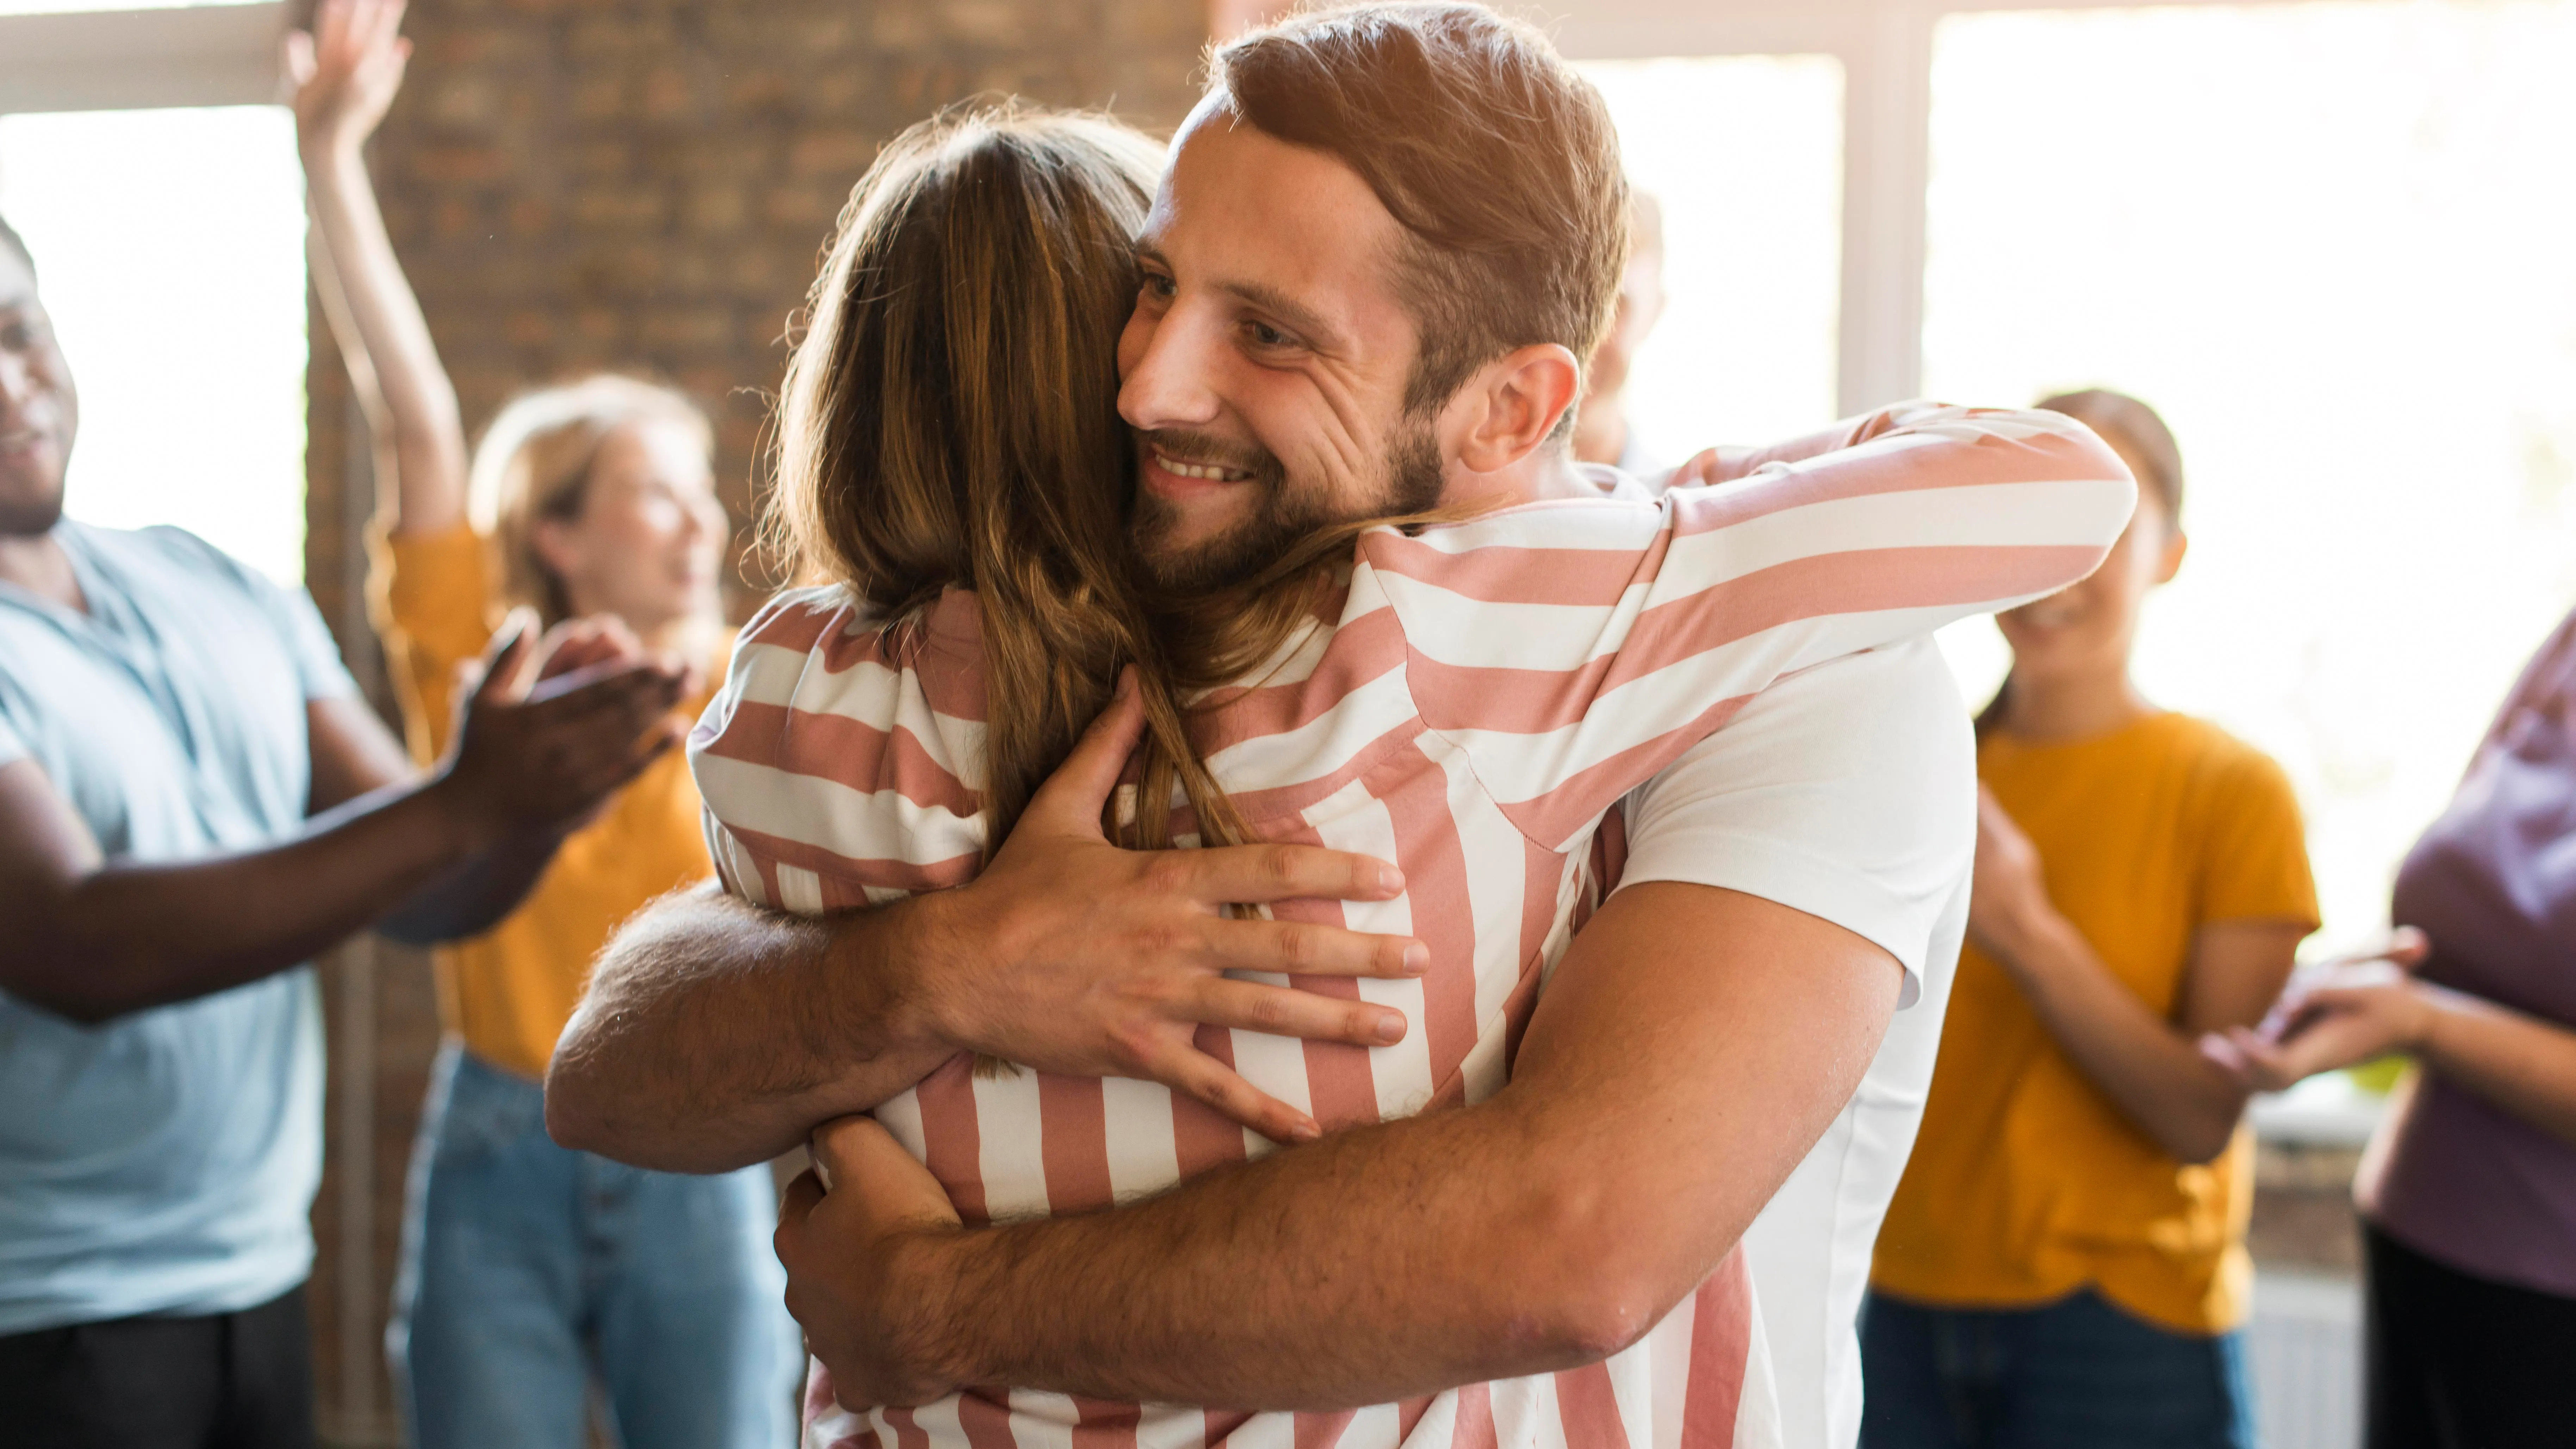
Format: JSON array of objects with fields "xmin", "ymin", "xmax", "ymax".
[
  {"xmin": 913, "ymin": 668, "xmax": 1424, "ymax": 1142},
  {"xmin": 426, "ymin": 610, "xmax": 689, "ymax": 848},
  {"xmin": 550, "ymin": 668, "xmax": 1425, "ymax": 1171},
  {"xmin": 778, "ymin": 1118, "xmax": 967, "ymax": 1414},
  {"xmin": 286, "ymin": 0, "xmax": 409, "ymax": 160}
]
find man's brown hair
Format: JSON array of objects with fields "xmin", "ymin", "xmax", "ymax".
[{"xmin": 1212, "ymin": 2, "xmax": 1630, "ymax": 425}]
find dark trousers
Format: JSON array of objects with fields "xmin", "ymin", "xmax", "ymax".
[
  {"xmin": 1859, "ymin": 1287, "xmax": 2254, "ymax": 1449},
  {"xmin": 2366, "ymin": 1222, "xmax": 2576, "ymax": 1449},
  {"xmin": 0, "ymin": 1286, "xmax": 315, "ymax": 1449}
]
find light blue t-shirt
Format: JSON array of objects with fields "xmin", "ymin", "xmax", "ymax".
[{"xmin": 0, "ymin": 520, "xmax": 359, "ymax": 1332}]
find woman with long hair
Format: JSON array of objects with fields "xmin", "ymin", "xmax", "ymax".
[
  {"xmin": 1860, "ymin": 391, "xmax": 2318, "ymax": 1449},
  {"xmin": 292, "ymin": 3, "xmax": 797, "ymax": 1444},
  {"xmin": 686, "ymin": 100, "xmax": 2133, "ymax": 1447}
]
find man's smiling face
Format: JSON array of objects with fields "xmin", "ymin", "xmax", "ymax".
[
  {"xmin": 0, "ymin": 240, "xmax": 77, "ymax": 538},
  {"xmin": 1116, "ymin": 105, "xmax": 1444, "ymax": 591}
]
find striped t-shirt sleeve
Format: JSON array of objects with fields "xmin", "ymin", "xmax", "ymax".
[
  {"xmin": 687, "ymin": 587, "xmax": 990, "ymax": 915},
  {"xmin": 1365, "ymin": 404, "xmax": 2135, "ymax": 851}
]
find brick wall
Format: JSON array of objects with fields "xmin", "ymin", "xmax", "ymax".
[{"xmin": 301, "ymin": 3, "xmax": 1211, "ymax": 1440}]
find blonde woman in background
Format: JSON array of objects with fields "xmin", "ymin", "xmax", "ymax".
[
  {"xmin": 1862, "ymin": 391, "xmax": 2317, "ymax": 1449},
  {"xmin": 291, "ymin": 3, "xmax": 798, "ymax": 1445}
]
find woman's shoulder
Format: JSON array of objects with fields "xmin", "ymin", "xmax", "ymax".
[
  {"xmin": 734, "ymin": 582, "xmax": 872, "ymax": 655},
  {"xmin": 2148, "ymin": 713, "xmax": 2303, "ymax": 815},
  {"xmin": 717, "ymin": 583, "xmax": 987, "ymax": 724}
]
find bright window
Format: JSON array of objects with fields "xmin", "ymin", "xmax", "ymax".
[
  {"xmin": 1923, "ymin": 2, "xmax": 2576, "ymax": 945},
  {"xmin": 0, "ymin": 105, "xmax": 311, "ymax": 584},
  {"xmin": 1578, "ymin": 55, "xmax": 1844, "ymax": 460}
]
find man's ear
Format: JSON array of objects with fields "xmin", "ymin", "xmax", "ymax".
[{"xmin": 1445, "ymin": 343, "xmax": 1582, "ymax": 473}]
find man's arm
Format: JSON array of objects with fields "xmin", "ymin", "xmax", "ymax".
[
  {"xmin": 780, "ymin": 879, "xmax": 1903, "ymax": 1411},
  {"xmin": 551, "ymin": 680, "xmax": 1431, "ymax": 1171},
  {"xmin": 0, "ymin": 624, "xmax": 683, "ymax": 1024}
]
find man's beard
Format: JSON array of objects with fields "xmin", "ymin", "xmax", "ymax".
[
  {"xmin": 1128, "ymin": 423, "xmax": 1444, "ymax": 595},
  {"xmin": 0, "ymin": 461, "xmax": 67, "ymax": 538}
]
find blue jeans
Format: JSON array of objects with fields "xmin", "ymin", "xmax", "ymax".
[
  {"xmin": 388, "ymin": 1046, "xmax": 800, "ymax": 1449},
  {"xmin": 1860, "ymin": 1288, "xmax": 2256, "ymax": 1449}
]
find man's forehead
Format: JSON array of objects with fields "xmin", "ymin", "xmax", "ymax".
[{"xmin": 1144, "ymin": 109, "xmax": 1409, "ymax": 342}]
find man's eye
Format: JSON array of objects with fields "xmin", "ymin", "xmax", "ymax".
[{"xmin": 1246, "ymin": 321, "xmax": 1291, "ymax": 349}]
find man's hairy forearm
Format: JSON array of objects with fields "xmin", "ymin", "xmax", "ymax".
[
  {"xmin": 914, "ymin": 1085, "xmax": 1634, "ymax": 1410},
  {"xmin": 872, "ymin": 884, "xmax": 1898, "ymax": 1411},
  {"xmin": 547, "ymin": 884, "xmax": 954, "ymax": 1173}
]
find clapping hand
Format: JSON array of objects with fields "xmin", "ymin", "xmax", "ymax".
[{"xmin": 430, "ymin": 609, "xmax": 693, "ymax": 847}]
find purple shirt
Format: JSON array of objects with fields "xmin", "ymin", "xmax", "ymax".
[{"xmin": 2365, "ymin": 609, "xmax": 2576, "ymax": 1298}]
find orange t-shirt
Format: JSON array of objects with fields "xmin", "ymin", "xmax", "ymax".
[
  {"xmin": 370, "ymin": 524, "xmax": 726, "ymax": 1081},
  {"xmin": 1871, "ymin": 711, "xmax": 2317, "ymax": 1333}
]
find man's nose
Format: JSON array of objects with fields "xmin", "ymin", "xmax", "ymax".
[
  {"xmin": 0, "ymin": 351, "xmax": 32, "ymax": 417},
  {"xmin": 1118, "ymin": 305, "xmax": 1225, "ymax": 434}
]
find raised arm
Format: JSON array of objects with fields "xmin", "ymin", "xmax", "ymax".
[
  {"xmin": 549, "ymin": 678, "xmax": 1429, "ymax": 1171},
  {"xmin": 0, "ymin": 624, "xmax": 684, "ymax": 1024},
  {"xmin": 291, "ymin": 0, "xmax": 468, "ymax": 537},
  {"xmin": 776, "ymin": 879, "xmax": 1904, "ymax": 1411}
]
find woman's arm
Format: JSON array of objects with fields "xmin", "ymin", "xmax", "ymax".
[
  {"xmin": 2207, "ymin": 940, "xmax": 2576, "ymax": 1149},
  {"xmin": 1970, "ymin": 786, "xmax": 2306, "ymax": 1163},
  {"xmin": 291, "ymin": 0, "xmax": 468, "ymax": 537}
]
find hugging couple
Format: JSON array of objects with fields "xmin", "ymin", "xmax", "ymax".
[{"xmin": 546, "ymin": 5, "xmax": 2134, "ymax": 1448}]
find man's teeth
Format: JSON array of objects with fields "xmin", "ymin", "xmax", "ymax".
[{"xmin": 1157, "ymin": 453, "xmax": 1251, "ymax": 482}]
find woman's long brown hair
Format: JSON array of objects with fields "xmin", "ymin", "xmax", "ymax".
[{"xmin": 768, "ymin": 102, "xmax": 1260, "ymax": 851}]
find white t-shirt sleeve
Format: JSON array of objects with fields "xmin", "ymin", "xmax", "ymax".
[{"xmin": 1613, "ymin": 635, "xmax": 1976, "ymax": 1008}]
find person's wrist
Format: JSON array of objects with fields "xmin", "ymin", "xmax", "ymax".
[
  {"xmin": 851, "ymin": 888, "xmax": 972, "ymax": 1056},
  {"xmin": 2399, "ymin": 980, "xmax": 2456, "ymax": 1057},
  {"xmin": 888, "ymin": 1224, "xmax": 992, "ymax": 1395},
  {"xmin": 1987, "ymin": 893, "xmax": 2071, "ymax": 979},
  {"xmin": 298, "ymin": 128, "xmax": 367, "ymax": 174},
  {"xmin": 418, "ymin": 761, "xmax": 505, "ymax": 856}
]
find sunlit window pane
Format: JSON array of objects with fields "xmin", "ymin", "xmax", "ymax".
[
  {"xmin": 0, "ymin": 105, "xmax": 310, "ymax": 584},
  {"xmin": 1579, "ymin": 55, "xmax": 1843, "ymax": 460},
  {"xmin": 1924, "ymin": 2, "xmax": 2576, "ymax": 945}
]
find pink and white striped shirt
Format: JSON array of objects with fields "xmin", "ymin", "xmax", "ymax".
[{"xmin": 689, "ymin": 404, "xmax": 2135, "ymax": 1449}]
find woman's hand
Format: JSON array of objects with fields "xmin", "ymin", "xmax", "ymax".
[
  {"xmin": 286, "ymin": 0, "xmax": 411, "ymax": 159},
  {"xmin": 1965, "ymin": 784, "xmax": 2055, "ymax": 967},
  {"xmin": 2201, "ymin": 928, "xmax": 2434, "ymax": 1091}
]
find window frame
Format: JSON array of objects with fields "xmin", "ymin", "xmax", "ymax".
[
  {"xmin": 0, "ymin": 4, "xmax": 284, "ymax": 116},
  {"xmin": 1541, "ymin": 0, "xmax": 2366, "ymax": 416}
]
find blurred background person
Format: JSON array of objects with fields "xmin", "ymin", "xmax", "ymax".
[
  {"xmin": 1573, "ymin": 187, "xmax": 1665, "ymax": 471},
  {"xmin": 289, "ymin": 4, "xmax": 797, "ymax": 1446},
  {"xmin": 1860, "ymin": 390, "xmax": 2317, "ymax": 1449},
  {"xmin": 2209, "ymin": 611, "xmax": 2576, "ymax": 1447},
  {"xmin": 0, "ymin": 201, "xmax": 685, "ymax": 1448}
]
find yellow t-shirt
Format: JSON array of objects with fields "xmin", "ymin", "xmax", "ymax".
[
  {"xmin": 1871, "ymin": 711, "xmax": 2317, "ymax": 1334},
  {"xmin": 370, "ymin": 524, "xmax": 726, "ymax": 1082}
]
